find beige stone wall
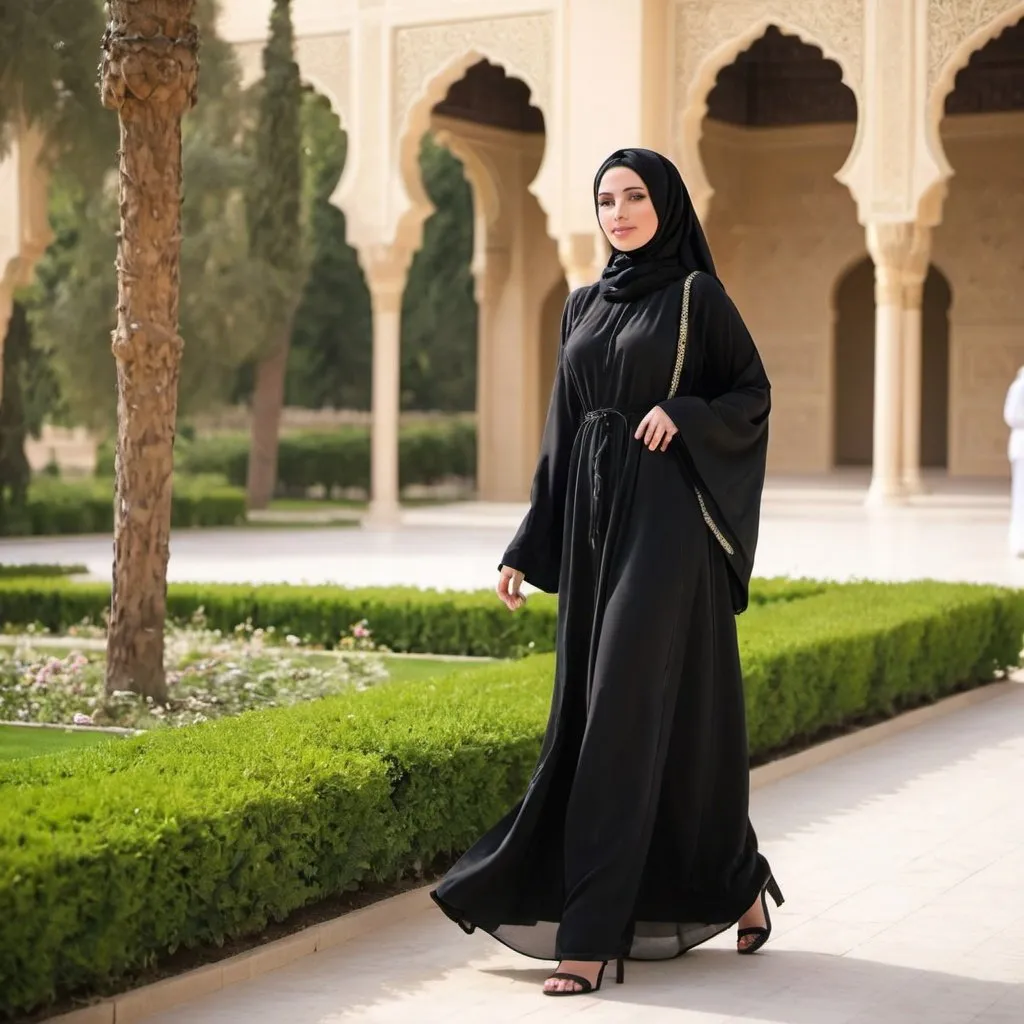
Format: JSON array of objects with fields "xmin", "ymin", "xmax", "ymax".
[
  {"xmin": 935, "ymin": 112, "xmax": 1024, "ymax": 479},
  {"xmin": 701, "ymin": 121, "xmax": 864, "ymax": 474},
  {"xmin": 695, "ymin": 113, "xmax": 1023, "ymax": 479}
]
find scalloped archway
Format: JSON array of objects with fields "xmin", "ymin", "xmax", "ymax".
[
  {"xmin": 833, "ymin": 258, "xmax": 952, "ymax": 470},
  {"xmin": 676, "ymin": 16, "xmax": 861, "ymax": 220},
  {"xmin": 393, "ymin": 49, "xmax": 549, "ymax": 257},
  {"xmin": 927, "ymin": 4, "xmax": 1024, "ymax": 180},
  {"xmin": 688, "ymin": 24, "xmax": 862, "ymax": 475}
]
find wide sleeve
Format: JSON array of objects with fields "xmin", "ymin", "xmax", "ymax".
[
  {"xmin": 498, "ymin": 290, "xmax": 585, "ymax": 593},
  {"xmin": 658, "ymin": 274, "xmax": 771, "ymax": 613}
]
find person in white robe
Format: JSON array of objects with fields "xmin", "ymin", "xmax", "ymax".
[{"xmin": 1003, "ymin": 367, "xmax": 1024, "ymax": 556}]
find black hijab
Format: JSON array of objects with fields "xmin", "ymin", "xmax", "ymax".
[{"xmin": 594, "ymin": 148, "xmax": 717, "ymax": 303}]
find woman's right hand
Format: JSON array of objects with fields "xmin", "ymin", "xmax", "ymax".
[{"xmin": 497, "ymin": 566, "xmax": 526, "ymax": 612}]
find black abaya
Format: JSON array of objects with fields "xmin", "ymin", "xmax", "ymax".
[{"xmin": 430, "ymin": 269, "xmax": 774, "ymax": 962}]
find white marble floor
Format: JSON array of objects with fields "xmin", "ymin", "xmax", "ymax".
[
  {"xmin": 1, "ymin": 476, "xmax": 1022, "ymax": 591},
  {"xmin": 145, "ymin": 682, "xmax": 1024, "ymax": 1024}
]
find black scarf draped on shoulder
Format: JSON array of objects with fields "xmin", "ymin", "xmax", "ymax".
[{"xmin": 594, "ymin": 147, "xmax": 771, "ymax": 612}]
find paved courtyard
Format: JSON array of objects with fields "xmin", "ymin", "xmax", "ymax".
[
  {"xmin": 0, "ymin": 475, "xmax": 1021, "ymax": 591},
  {"xmin": 145, "ymin": 680, "xmax": 1024, "ymax": 1024}
]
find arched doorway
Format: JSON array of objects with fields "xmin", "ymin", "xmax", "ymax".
[
  {"xmin": 404, "ymin": 58, "xmax": 560, "ymax": 501},
  {"xmin": 698, "ymin": 26, "xmax": 860, "ymax": 475},
  {"xmin": 935, "ymin": 16, "xmax": 1024, "ymax": 478},
  {"xmin": 834, "ymin": 259, "xmax": 951, "ymax": 468}
]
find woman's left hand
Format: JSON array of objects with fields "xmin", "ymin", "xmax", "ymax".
[{"xmin": 635, "ymin": 406, "xmax": 679, "ymax": 452}]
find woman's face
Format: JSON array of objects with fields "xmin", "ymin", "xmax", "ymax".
[{"xmin": 596, "ymin": 166, "xmax": 658, "ymax": 252}]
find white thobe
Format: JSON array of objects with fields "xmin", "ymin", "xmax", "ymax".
[{"xmin": 1003, "ymin": 369, "xmax": 1024, "ymax": 556}]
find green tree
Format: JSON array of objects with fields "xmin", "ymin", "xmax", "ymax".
[
  {"xmin": 284, "ymin": 130, "xmax": 478, "ymax": 414},
  {"xmin": 286, "ymin": 92, "xmax": 372, "ymax": 410},
  {"xmin": 244, "ymin": 0, "xmax": 307, "ymax": 509},
  {"xmin": 0, "ymin": 299, "xmax": 59, "ymax": 524},
  {"xmin": 401, "ymin": 135, "xmax": 477, "ymax": 411},
  {"xmin": 29, "ymin": 2, "xmax": 285, "ymax": 434},
  {"xmin": 0, "ymin": 0, "xmax": 113, "ymax": 185}
]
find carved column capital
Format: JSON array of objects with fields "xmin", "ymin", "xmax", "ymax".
[
  {"xmin": 865, "ymin": 222, "xmax": 931, "ymax": 306},
  {"xmin": 361, "ymin": 244, "xmax": 413, "ymax": 314}
]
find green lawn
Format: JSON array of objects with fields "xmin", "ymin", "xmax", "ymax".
[
  {"xmin": 0, "ymin": 655, "xmax": 491, "ymax": 762},
  {"xmin": 380, "ymin": 655, "xmax": 493, "ymax": 683},
  {"xmin": 0, "ymin": 725, "xmax": 117, "ymax": 762},
  {"xmin": 267, "ymin": 498, "xmax": 363, "ymax": 513}
]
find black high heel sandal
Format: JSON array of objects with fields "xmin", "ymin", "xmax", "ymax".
[
  {"xmin": 737, "ymin": 874, "xmax": 785, "ymax": 955},
  {"xmin": 543, "ymin": 957, "xmax": 625, "ymax": 996}
]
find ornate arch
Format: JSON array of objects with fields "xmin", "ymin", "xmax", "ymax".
[
  {"xmin": 926, "ymin": 2, "xmax": 1024, "ymax": 178},
  {"xmin": 392, "ymin": 15, "xmax": 553, "ymax": 142},
  {"xmin": 673, "ymin": 2, "xmax": 864, "ymax": 219},
  {"xmin": 233, "ymin": 33, "xmax": 353, "ymax": 212},
  {"xmin": 233, "ymin": 34, "xmax": 351, "ymax": 123},
  {"xmin": 391, "ymin": 14, "xmax": 554, "ymax": 254}
]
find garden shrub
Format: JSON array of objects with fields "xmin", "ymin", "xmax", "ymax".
[
  {"xmin": 0, "ymin": 577, "xmax": 827, "ymax": 657},
  {"xmin": 96, "ymin": 421, "xmax": 478, "ymax": 496},
  {"xmin": 0, "ymin": 477, "xmax": 245, "ymax": 537}
]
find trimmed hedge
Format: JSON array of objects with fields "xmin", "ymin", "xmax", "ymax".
[
  {"xmin": 0, "ymin": 577, "xmax": 829, "ymax": 657},
  {"xmin": 0, "ymin": 581, "xmax": 1021, "ymax": 1017},
  {"xmin": 96, "ymin": 421, "xmax": 477, "ymax": 496},
  {"xmin": 0, "ymin": 477, "xmax": 246, "ymax": 537},
  {"xmin": 0, "ymin": 563, "xmax": 86, "ymax": 579}
]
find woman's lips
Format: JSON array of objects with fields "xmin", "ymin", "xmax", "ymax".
[{"xmin": 612, "ymin": 226, "xmax": 635, "ymax": 236}]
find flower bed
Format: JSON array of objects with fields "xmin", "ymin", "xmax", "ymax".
[
  {"xmin": 0, "ymin": 580, "xmax": 1021, "ymax": 1019},
  {"xmin": 0, "ymin": 619, "xmax": 386, "ymax": 731}
]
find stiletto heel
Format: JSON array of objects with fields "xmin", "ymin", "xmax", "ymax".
[
  {"xmin": 737, "ymin": 874, "xmax": 785, "ymax": 955},
  {"xmin": 543, "ymin": 957, "xmax": 625, "ymax": 996}
]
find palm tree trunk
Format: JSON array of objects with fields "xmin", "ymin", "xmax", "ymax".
[{"xmin": 100, "ymin": 1, "xmax": 199, "ymax": 701}]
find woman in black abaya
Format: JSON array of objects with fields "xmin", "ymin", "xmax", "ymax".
[{"xmin": 430, "ymin": 148, "xmax": 782, "ymax": 997}]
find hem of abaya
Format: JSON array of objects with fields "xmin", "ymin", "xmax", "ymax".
[{"xmin": 429, "ymin": 889, "xmax": 746, "ymax": 963}]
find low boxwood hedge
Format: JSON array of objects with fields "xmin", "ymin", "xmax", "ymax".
[
  {"xmin": 95, "ymin": 421, "xmax": 477, "ymax": 497},
  {"xmin": 0, "ymin": 581, "xmax": 1021, "ymax": 1018},
  {"xmin": 0, "ymin": 477, "xmax": 246, "ymax": 537},
  {"xmin": 0, "ymin": 577, "xmax": 829, "ymax": 658},
  {"xmin": 0, "ymin": 563, "xmax": 86, "ymax": 579}
]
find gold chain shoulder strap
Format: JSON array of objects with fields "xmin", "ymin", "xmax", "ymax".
[
  {"xmin": 665, "ymin": 270, "xmax": 735, "ymax": 557},
  {"xmin": 667, "ymin": 271, "xmax": 700, "ymax": 400}
]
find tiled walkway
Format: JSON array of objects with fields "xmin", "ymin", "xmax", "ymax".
[{"xmin": 147, "ymin": 682, "xmax": 1024, "ymax": 1024}]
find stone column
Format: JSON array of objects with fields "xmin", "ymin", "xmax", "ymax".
[
  {"xmin": 865, "ymin": 223, "xmax": 915, "ymax": 507},
  {"xmin": 558, "ymin": 231, "xmax": 606, "ymax": 291},
  {"xmin": 474, "ymin": 246, "xmax": 512, "ymax": 502},
  {"xmin": 363, "ymin": 246, "xmax": 411, "ymax": 528},
  {"xmin": 900, "ymin": 227, "xmax": 932, "ymax": 495}
]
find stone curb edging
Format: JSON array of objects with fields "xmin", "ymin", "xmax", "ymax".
[
  {"xmin": 0, "ymin": 720, "xmax": 140, "ymax": 737},
  {"xmin": 748, "ymin": 679, "xmax": 1017, "ymax": 791},
  {"xmin": 42, "ymin": 678, "xmax": 1018, "ymax": 1023}
]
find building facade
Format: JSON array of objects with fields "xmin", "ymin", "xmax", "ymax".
[{"xmin": 4, "ymin": 1, "xmax": 1024, "ymax": 519}]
